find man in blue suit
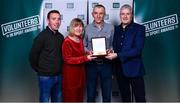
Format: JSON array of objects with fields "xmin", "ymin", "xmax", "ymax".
[{"xmin": 105, "ymin": 4, "xmax": 146, "ymax": 102}]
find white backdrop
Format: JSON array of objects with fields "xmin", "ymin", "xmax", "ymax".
[
  {"xmin": 41, "ymin": 0, "xmax": 133, "ymax": 37},
  {"xmin": 88, "ymin": 0, "xmax": 133, "ymax": 25},
  {"xmin": 42, "ymin": 0, "xmax": 88, "ymax": 37}
]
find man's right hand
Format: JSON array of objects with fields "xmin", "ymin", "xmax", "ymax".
[{"xmin": 105, "ymin": 53, "xmax": 117, "ymax": 60}]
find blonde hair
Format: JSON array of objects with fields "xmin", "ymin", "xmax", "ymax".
[{"xmin": 69, "ymin": 18, "xmax": 84, "ymax": 37}]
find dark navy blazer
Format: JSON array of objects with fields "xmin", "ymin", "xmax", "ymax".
[{"xmin": 113, "ymin": 22, "xmax": 145, "ymax": 77}]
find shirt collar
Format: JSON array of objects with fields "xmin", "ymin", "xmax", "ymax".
[
  {"xmin": 92, "ymin": 21, "xmax": 105, "ymax": 30},
  {"xmin": 46, "ymin": 26, "xmax": 58, "ymax": 35},
  {"xmin": 120, "ymin": 21, "xmax": 133, "ymax": 30}
]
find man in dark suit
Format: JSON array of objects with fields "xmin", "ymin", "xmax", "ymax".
[{"xmin": 105, "ymin": 4, "xmax": 146, "ymax": 102}]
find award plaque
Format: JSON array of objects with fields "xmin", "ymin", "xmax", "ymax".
[{"xmin": 91, "ymin": 37, "xmax": 107, "ymax": 56}]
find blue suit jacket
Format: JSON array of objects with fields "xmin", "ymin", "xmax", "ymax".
[{"xmin": 113, "ymin": 22, "xmax": 145, "ymax": 77}]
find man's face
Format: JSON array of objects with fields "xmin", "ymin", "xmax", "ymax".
[
  {"xmin": 120, "ymin": 8, "xmax": 132, "ymax": 25},
  {"xmin": 47, "ymin": 13, "xmax": 61, "ymax": 31},
  {"xmin": 92, "ymin": 7, "xmax": 105, "ymax": 24}
]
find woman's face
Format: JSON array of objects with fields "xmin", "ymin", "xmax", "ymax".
[{"xmin": 72, "ymin": 24, "xmax": 83, "ymax": 36}]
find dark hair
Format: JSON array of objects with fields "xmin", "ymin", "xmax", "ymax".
[
  {"xmin": 47, "ymin": 10, "xmax": 60, "ymax": 19},
  {"xmin": 93, "ymin": 4, "xmax": 106, "ymax": 12}
]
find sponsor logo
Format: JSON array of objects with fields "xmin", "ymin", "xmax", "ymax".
[
  {"xmin": 142, "ymin": 14, "xmax": 179, "ymax": 37},
  {"xmin": 105, "ymin": 14, "xmax": 109, "ymax": 20},
  {"xmin": 1, "ymin": 15, "xmax": 40, "ymax": 38},
  {"xmin": 77, "ymin": 14, "xmax": 85, "ymax": 20},
  {"xmin": 67, "ymin": 3, "xmax": 74, "ymax": 9},
  {"xmin": 92, "ymin": 3, "xmax": 99, "ymax": 8},
  {"xmin": 45, "ymin": 3, "xmax": 52, "ymax": 9},
  {"xmin": 60, "ymin": 14, "xmax": 63, "ymax": 20},
  {"xmin": 113, "ymin": 2, "xmax": 120, "ymax": 8},
  {"xmin": 67, "ymin": 26, "xmax": 70, "ymax": 32}
]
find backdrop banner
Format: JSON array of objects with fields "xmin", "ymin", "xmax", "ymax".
[
  {"xmin": 0, "ymin": 0, "xmax": 42, "ymax": 101},
  {"xmin": 0, "ymin": 0, "xmax": 179, "ymax": 102},
  {"xmin": 134, "ymin": 0, "xmax": 180, "ymax": 102}
]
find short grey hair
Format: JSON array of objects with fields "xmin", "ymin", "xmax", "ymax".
[
  {"xmin": 93, "ymin": 4, "xmax": 106, "ymax": 12},
  {"xmin": 120, "ymin": 4, "xmax": 133, "ymax": 14}
]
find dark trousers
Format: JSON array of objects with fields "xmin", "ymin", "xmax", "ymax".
[
  {"xmin": 116, "ymin": 71, "xmax": 146, "ymax": 102},
  {"xmin": 86, "ymin": 61, "xmax": 112, "ymax": 102}
]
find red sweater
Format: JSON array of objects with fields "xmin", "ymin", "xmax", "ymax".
[{"xmin": 62, "ymin": 36, "xmax": 88, "ymax": 89}]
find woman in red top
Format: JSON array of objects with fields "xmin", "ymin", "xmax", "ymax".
[{"xmin": 62, "ymin": 18, "xmax": 96, "ymax": 102}]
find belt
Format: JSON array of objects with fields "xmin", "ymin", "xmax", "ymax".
[{"xmin": 91, "ymin": 58, "xmax": 111, "ymax": 65}]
